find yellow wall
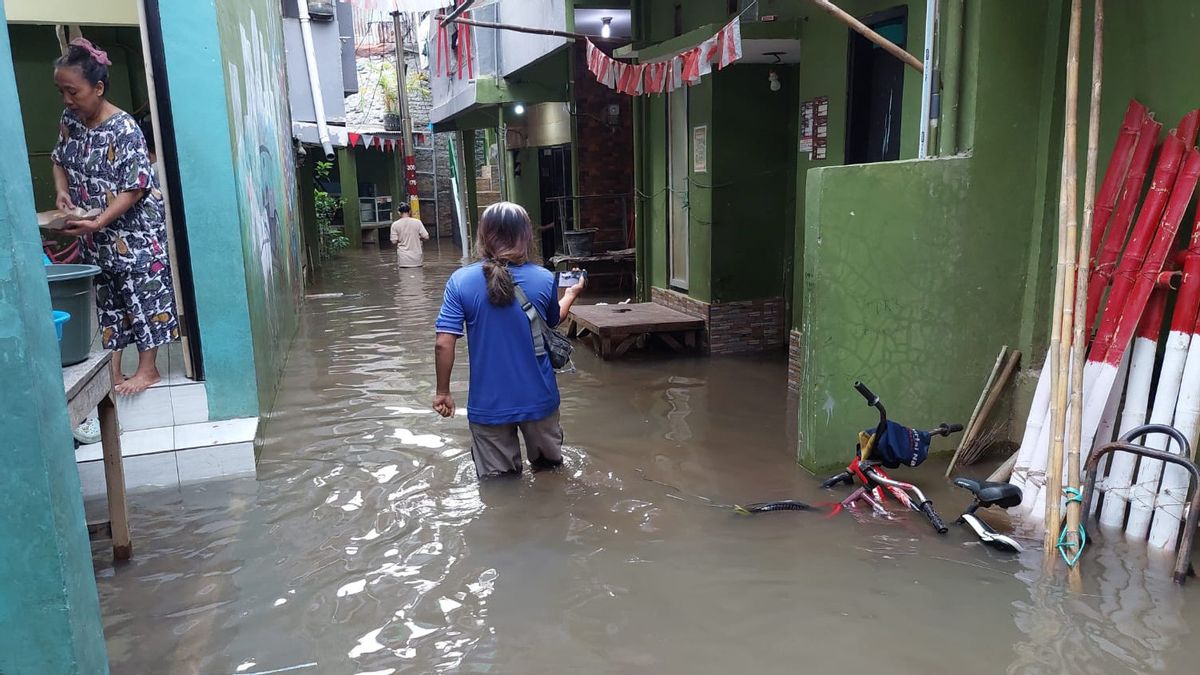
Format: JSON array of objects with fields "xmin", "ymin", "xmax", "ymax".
[{"xmin": 3, "ymin": 0, "xmax": 137, "ymax": 26}]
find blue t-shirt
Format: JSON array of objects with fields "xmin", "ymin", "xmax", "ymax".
[{"xmin": 435, "ymin": 262, "xmax": 560, "ymax": 425}]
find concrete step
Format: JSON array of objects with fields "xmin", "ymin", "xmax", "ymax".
[{"xmin": 77, "ymin": 417, "xmax": 259, "ymax": 497}]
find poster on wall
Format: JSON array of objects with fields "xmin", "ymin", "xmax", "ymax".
[
  {"xmin": 693, "ymin": 125, "xmax": 708, "ymax": 173},
  {"xmin": 813, "ymin": 96, "xmax": 829, "ymax": 160},
  {"xmin": 800, "ymin": 100, "xmax": 815, "ymax": 154}
]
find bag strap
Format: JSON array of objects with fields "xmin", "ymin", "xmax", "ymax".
[{"xmin": 512, "ymin": 282, "xmax": 549, "ymax": 356}]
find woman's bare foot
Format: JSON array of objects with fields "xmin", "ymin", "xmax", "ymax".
[
  {"xmin": 109, "ymin": 353, "xmax": 127, "ymax": 385},
  {"xmin": 115, "ymin": 347, "xmax": 161, "ymax": 395}
]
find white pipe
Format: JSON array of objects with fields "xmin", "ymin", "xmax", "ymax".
[
  {"xmin": 297, "ymin": 2, "xmax": 335, "ymax": 159},
  {"xmin": 1098, "ymin": 336, "xmax": 1156, "ymax": 527},
  {"xmin": 1089, "ymin": 351, "xmax": 1128, "ymax": 517},
  {"xmin": 917, "ymin": 0, "xmax": 936, "ymax": 158},
  {"xmin": 1011, "ymin": 355, "xmax": 1052, "ymax": 492},
  {"xmin": 1124, "ymin": 328, "xmax": 1192, "ymax": 539},
  {"xmin": 1148, "ymin": 331, "xmax": 1200, "ymax": 548}
]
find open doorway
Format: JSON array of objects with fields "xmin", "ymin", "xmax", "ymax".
[
  {"xmin": 538, "ymin": 144, "xmax": 573, "ymax": 262},
  {"xmin": 845, "ymin": 6, "xmax": 907, "ymax": 164}
]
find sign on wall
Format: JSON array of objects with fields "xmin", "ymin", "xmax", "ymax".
[{"xmin": 693, "ymin": 125, "xmax": 708, "ymax": 174}]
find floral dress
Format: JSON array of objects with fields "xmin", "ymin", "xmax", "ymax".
[{"xmin": 52, "ymin": 109, "xmax": 179, "ymax": 351}]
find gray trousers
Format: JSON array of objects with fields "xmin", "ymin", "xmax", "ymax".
[{"xmin": 468, "ymin": 410, "xmax": 564, "ymax": 478}]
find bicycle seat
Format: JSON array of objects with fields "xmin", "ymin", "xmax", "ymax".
[{"xmin": 953, "ymin": 477, "xmax": 1022, "ymax": 509}]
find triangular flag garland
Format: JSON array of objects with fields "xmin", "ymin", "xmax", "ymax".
[{"xmin": 586, "ymin": 17, "xmax": 742, "ymax": 96}]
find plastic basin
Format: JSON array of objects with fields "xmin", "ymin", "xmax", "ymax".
[
  {"xmin": 45, "ymin": 263, "xmax": 100, "ymax": 366},
  {"xmin": 52, "ymin": 310, "xmax": 71, "ymax": 342},
  {"xmin": 563, "ymin": 228, "xmax": 598, "ymax": 257}
]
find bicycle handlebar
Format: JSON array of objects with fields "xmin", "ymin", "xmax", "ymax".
[
  {"xmin": 853, "ymin": 381, "xmax": 878, "ymax": 405},
  {"xmin": 919, "ymin": 500, "xmax": 949, "ymax": 534}
]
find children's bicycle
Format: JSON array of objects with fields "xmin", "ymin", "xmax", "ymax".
[{"xmin": 821, "ymin": 382, "xmax": 962, "ymax": 534}]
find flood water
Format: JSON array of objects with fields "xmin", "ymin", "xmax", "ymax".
[{"xmin": 94, "ymin": 247, "xmax": 1200, "ymax": 674}]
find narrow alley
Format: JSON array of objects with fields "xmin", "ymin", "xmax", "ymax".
[{"xmin": 91, "ymin": 248, "xmax": 1200, "ymax": 674}]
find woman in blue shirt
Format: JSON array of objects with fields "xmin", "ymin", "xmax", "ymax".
[{"xmin": 434, "ymin": 202, "xmax": 585, "ymax": 477}]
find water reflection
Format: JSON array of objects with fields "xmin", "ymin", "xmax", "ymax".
[{"xmin": 91, "ymin": 248, "xmax": 1200, "ymax": 674}]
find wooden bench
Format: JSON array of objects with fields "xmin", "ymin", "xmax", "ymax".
[
  {"xmin": 63, "ymin": 350, "xmax": 131, "ymax": 561},
  {"xmin": 564, "ymin": 303, "xmax": 705, "ymax": 359}
]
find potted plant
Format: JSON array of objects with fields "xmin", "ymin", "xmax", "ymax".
[{"xmin": 379, "ymin": 66, "xmax": 402, "ymax": 131}]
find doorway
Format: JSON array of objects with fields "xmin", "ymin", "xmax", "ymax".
[
  {"xmin": 538, "ymin": 144, "xmax": 573, "ymax": 262},
  {"xmin": 845, "ymin": 6, "xmax": 907, "ymax": 164},
  {"xmin": 668, "ymin": 86, "xmax": 689, "ymax": 289}
]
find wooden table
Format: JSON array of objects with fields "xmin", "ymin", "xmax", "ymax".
[
  {"xmin": 565, "ymin": 303, "xmax": 705, "ymax": 359},
  {"xmin": 63, "ymin": 350, "xmax": 131, "ymax": 560},
  {"xmin": 550, "ymin": 248, "xmax": 635, "ymax": 293}
]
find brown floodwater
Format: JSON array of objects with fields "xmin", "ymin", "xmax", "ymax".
[{"xmin": 93, "ymin": 247, "xmax": 1200, "ymax": 674}]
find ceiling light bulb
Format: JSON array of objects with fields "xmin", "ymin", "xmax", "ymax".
[
  {"xmin": 601, "ymin": 17, "xmax": 612, "ymax": 39},
  {"xmin": 514, "ymin": 103, "xmax": 526, "ymax": 115},
  {"xmin": 768, "ymin": 71, "xmax": 781, "ymax": 92}
]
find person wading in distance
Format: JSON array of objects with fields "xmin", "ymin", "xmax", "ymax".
[{"xmin": 433, "ymin": 202, "xmax": 586, "ymax": 477}]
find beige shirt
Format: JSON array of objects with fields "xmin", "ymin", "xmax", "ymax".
[{"xmin": 390, "ymin": 216, "xmax": 430, "ymax": 267}]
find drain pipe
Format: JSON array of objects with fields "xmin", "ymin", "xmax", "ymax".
[
  {"xmin": 918, "ymin": 0, "xmax": 937, "ymax": 158},
  {"xmin": 297, "ymin": 1, "xmax": 334, "ymax": 159},
  {"xmin": 937, "ymin": 0, "xmax": 964, "ymax": 156}
]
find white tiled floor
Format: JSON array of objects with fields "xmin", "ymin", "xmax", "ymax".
[
  {"xmin": 77, "ymin": 441, "xmax": 256, "ymax": 499},
  {"xmin": 174, "ymin": 418, "xmax": 258, "ymax": 450},
  {"xmin": 76, "ymin": 417, "xmax": 257, "ymax": 459}
]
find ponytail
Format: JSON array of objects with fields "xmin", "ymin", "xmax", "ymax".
[
  {"xmin": 476, "ymin": 202, "xmax": 534, "ymax": 306},
  {"xmin": 483, "ymin": 259, "xmax": 515, "ymax": 306}
]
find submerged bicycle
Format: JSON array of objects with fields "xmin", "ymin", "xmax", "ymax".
[{"xmin": 821, "ymin": 382, "xmax": 961, "ymax": 534}]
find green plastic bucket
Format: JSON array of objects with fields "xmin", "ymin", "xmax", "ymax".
[{"xmin": 45, "ymin": 264, "xmax": 100, "ymax": 366}]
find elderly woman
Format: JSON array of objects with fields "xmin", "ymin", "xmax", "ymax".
[{"xmin": 52, "ymin": 38, "xmax": 177, "ymax": 394}]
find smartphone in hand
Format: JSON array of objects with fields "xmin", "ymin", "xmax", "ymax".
[{"xmin": 557, "ymin": 269, "xmax": 587, "ymax": 287}]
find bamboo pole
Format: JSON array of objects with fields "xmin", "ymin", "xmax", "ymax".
[
  {"xmin": 809, "ymin": 0, "xmax": 925, "ymax": 72},
  {"xmin": 1044, "ymin": 0, "xmax": 1083, "ymax": 562},
  {"xmin": 1064, "ymin": 0, "xmax": 1103, "ymax": 587}
]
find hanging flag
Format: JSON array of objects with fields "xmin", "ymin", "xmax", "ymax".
[
  {"xmin": 699, "ymin": 35, "xmax": 720, "ymax": 77},
  {"xmin": 681, "ymin": 48, "xmax": 702, "ymax": 85},
  {"xmin": 362, "ymin": 133, "xmax": 375, "ymax": 148},
  {"xmin": 718, "ymin": 18, "xmax": 743, "ymax": 70},
  {"xmin": 348, "ymin": 132, "xmax": 361, "ymax": 147}
]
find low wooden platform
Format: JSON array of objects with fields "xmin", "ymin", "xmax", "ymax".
[{"xmin": 564, "ymin": 302, "xmax": 705, "ymax": 359}]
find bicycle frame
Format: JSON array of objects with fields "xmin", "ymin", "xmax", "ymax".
[{"xmin": 822, "ymin": 382, "xmax": 958, "ymax": 534}]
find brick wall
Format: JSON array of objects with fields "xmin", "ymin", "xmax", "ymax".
[
  {"xmin": 650, "ymin": 287, "xmax": 787, "ymax": 355},
  {"xmin": 573, "ymin": 43, "xmax": 633, "ymax": 252},
  {"xmin": 788, "ymin": 329, "xmax": 803, "ymax": 392}
]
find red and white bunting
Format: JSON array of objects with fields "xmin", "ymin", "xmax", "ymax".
[{"xmin": 584, "ymin": 17, "xmax": 742, "ymax": 96}]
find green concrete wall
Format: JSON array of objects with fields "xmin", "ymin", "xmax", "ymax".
[
  {"xmin": 505, "ymin": 147, "xmax": 542, "ymax": 227},
  {"xmin": 798, "ymin": 0, "xmax": 1059, "ymax": 470},
  {"xmin": 215, "ymin": 0, "xmax": 305, "ymax": 414},
  {"xmin": 11, "ymin": 24, "xmax": 147, "ymax": 211},
  {"xmin": 337, "ymin": 146, "xmax": 362, "ymax": 247},
  {"xmin": 158, "ymin": 0, "xmax": 260, "ymax": 419},
  {"xmin": 634, "ymin": 0, "xmax": 925, "ymax": 308},
  {"xmin": 0, "ymin": 10, "xmax": 109, "ymax": 671},
  {"xmin": 711, "ymin": 63, "xmax": 798, "ymax": 303}
]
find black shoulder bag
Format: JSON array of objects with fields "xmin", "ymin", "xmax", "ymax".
[{"xmin": 513, "ymin": 283, "xmax": 573, "ymax": 370}]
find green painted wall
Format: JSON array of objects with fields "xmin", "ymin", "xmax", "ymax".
[
  {"xmin": 337, "ymin": 146, "xmax": 362, "ymax": 247},
  {"xmin": 634, "ymin": 0, "xmax": 926, "ymax": 309},
  {"xmin": 711, "ymin": 63, "xmax": 798, "ymax": 303},
  {"xmin": 215, "ymin": 0, "xmax": 305, "ymax": 413},
  {"xmin": 505, "ymin": 147, "xmax": 542, "ymax": 227},
  {"xmin": 798, "ymin": 0, "xmax": 1059, "ymax": 470},
  {"xmin": 10, "ymin": 24, "xmax": 147, "ymax": 211},
  {"xmin": 0, "ymin": 9, "xmax": 109, "ymax": 671}
]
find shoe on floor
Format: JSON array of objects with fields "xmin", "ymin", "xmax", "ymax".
[{"xmin": 73, "ymin": 417, "xmax": 101, "ymax": 444}]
